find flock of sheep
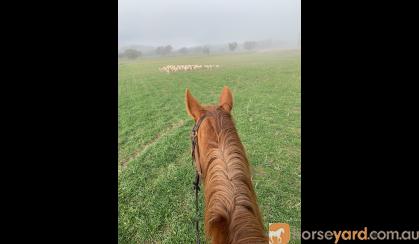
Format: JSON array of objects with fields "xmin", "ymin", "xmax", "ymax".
[{"xmin": 159, "ymin": 64, "xmax": 220, "ymax": 73}]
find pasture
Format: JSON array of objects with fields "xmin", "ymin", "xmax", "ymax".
[{"xmin": 118, "ymin": 50, "xmax": 301, "ymax": 243}]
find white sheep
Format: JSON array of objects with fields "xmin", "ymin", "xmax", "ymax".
[{"xmin": 158, "ymin": 64, "xmax": 220, "ymax": 73}]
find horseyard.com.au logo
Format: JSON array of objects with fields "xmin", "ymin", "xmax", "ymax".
[{"xmin": 269, "ymin": 223, "xmax": 290, "ymax": 244}]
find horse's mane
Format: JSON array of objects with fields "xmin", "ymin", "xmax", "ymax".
[{"xmin": 202, "ymin": 107, "xmax": 266, "ymax": 244}]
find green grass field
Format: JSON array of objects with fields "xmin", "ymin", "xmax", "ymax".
[{"xmin": 118, "ymin": 50, "xmax": 301, "ymax": 243}]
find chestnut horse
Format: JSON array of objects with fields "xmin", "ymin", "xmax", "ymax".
[{"xmin": 185, "ymin": 86, "xmax": 267, "ymax": 244}]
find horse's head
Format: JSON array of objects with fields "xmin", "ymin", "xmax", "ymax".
[{"xmin": 185, "ymin": 86, "xmax": 234, "ymax": 179}]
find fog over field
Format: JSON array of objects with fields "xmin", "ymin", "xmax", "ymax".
[{"xmin": 118, "ymin": 0, "xmax": 300, "ymax": 51}]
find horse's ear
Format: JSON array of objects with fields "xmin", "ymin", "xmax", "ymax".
[
  {"xmin": 185, "ymin": 88, "xmax": 203, "ymax": 121},
  {"xmin": 219, "ymin": 86, "xmax": 233, "ymax": 112}
]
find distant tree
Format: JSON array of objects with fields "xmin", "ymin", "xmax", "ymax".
[
  {"xmin": 228, "ymin": 42, "xmax": 238, "ymax": 51},
  {"xmin": 243, "ymin": 41, "xmax": 257, "ymax": 51},
  {"xmin": 203, "ymin": 46, "xmax": 210, "ymax": 55},
  {"xmin": 155, "ymin": 46, "xmax": 164, "ymax": 55},
  {"xmin": 156, "ymin": 45, "xmax": 173, "ymax": 56},
  {"xmin": 178, "ymin": 47, "xmax": 189, "ymax": 55},
  {"xmin": 164, "ymin": 45, "xmax": 173, "ymax": 55},
  {"xmin": 123, "ymin": 49, "xmax": 142, "ymax": 59}
]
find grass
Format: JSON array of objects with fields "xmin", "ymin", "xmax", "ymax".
[{"xmin": 118, "ymin": 50, "xmax": 301, "ymax": 243}]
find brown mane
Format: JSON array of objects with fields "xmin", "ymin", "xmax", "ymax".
[{"xmin": 186, "ymin": 87, "xmax": 267, "ymax": 244}]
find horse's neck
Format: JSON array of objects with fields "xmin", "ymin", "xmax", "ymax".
[{"xmin": 203, "ymin": 130, "xmax": 266, "ymax": 243}]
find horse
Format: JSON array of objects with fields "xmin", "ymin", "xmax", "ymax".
[
  {"xmin": 185, "ymin": 86, "xmax": 267, "ymax": 244},
  {"xmin": 269, "ymin": 228, "xmax": 285, "ymax": 244}
]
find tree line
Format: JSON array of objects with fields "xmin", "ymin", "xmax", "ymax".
[{"xmin": 119, "ymin": 41, "xmax": 258, "ymax": 59}]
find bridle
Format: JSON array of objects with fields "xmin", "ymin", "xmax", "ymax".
[
  {"xmin": 191, "ymin": 112, "xmax": 209, "ymax": 165},
  {"xmin": 190, "ymin": 111, "xmax": 210, "ymax": 244}
]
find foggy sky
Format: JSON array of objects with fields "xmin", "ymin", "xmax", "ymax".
[{"xmin": 118, "ymin": 0, "xmax": 300, "ymax": 48}]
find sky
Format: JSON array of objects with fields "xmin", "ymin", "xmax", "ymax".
[{"xmin": 118, "ymin": 0, "xmax": 300, "ymax": 48}]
